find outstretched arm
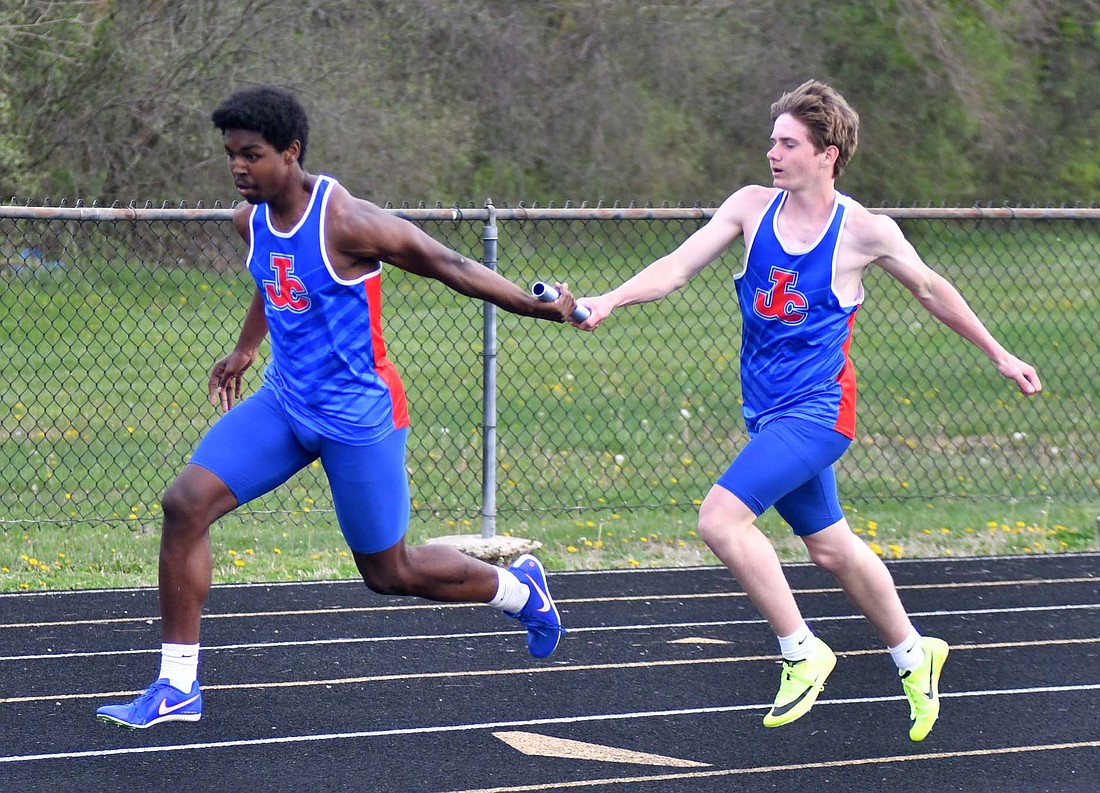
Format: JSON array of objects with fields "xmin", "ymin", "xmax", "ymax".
[
  {"xmin": 869, "ymin": 214, "xmax": 1042, "ymax": 395},
  {"xmin": 330, "ymin": 194, "xmax": 577, "ymax": 323},
  {"xmin": 576, "ymin": 186, "xmax": 764, "ymax": 329}
]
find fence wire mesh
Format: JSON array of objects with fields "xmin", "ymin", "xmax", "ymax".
[{"xmin": 1, "ymin": 205, "xmax": 1096, "ymax": 538}]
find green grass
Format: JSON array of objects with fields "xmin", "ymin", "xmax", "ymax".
[
  {"xmin": 0, "ymin": 216, "xmax": 1097, "ymax": 592},
  {"xmin": 2, "ymin": 496, "xmax": 1096, "ymax": 592}
]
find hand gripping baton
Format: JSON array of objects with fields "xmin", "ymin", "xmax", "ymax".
[{"xmin": 532, "ymin": 281, "xmax": 591, "ymax": 322}]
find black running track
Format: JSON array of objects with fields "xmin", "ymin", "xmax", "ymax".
[{"xmin": 2, "ymin": 554, "xmax": 1097, "ymax": 793}]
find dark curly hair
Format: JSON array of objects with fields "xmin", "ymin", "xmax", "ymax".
[{"xmin": 211, "ymin": 85, "xmax": 309, "ymax": 166}]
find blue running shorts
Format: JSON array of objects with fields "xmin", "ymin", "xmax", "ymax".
[
  {"xmin": 715, "ymin": 416, "xmax": 851, "ymax": 536},
  {"xmin": 190, "ymin": 385, "xmax": 410, "ymax": 554}
]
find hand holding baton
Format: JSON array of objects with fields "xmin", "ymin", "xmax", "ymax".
[{"xmin": 532, "ymin": 281, "xmax": 591, "ymax": 322}]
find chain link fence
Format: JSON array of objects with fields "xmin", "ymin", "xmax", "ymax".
[{"xmin": 2, "ymin": 203, "xmax": 1097, "ymax": 538}]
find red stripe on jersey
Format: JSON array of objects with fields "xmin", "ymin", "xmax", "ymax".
[
  {"xmin": 364, "ymin": 275, "xmax": 409, "ymax": 430},
  {"xmin": 833, "ymin": 309, "xmax": 859, "ymax": 439}
]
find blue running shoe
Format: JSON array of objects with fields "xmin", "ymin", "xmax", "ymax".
[
  {"xmin": 96, "ymin": 679, "xmax": 202, "ymax": 728},
  {"xmin": 504, "ymin": 554, "xmax": 565, "ymax": 658}
]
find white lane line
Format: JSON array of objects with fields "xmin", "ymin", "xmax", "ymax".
[
  {"xmin": 1, "ymin": 577, "xmax": 1096, "ymax": 631},
  {"xmin": 1, "ymin": 683, "xmax": 1097, "ymax": 765},
  {"xmin": 2, "ymin": 637, "xmax": 1097, "ymax": 705},
  {"xmin": 2, "ymin": 602, "xmax": 1096, "ymax": 663},
  {"xmin": 2, "ymin": 550, "xmax": 1096, "ymax": 599}
]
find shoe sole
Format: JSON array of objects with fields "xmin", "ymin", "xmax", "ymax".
[
  {"xmin": 97, "ymin": 712, "xmax": 201, "ymax": 729},
  {"xmin": 762, "ymin": 650, "xmax": 837, "ymax": 728}
]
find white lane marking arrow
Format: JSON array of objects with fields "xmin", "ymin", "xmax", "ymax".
[{"xmin": 492, "ymin": 731, "xmax": 711, "ymax": 767}]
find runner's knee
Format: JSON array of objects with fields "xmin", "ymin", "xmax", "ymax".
[
  {"xmin": 697, "ymin": 489, "xmax": 755, "ymax": 549},
  {"xmin": 356, "ymin": 548, "xmax": 417, "ymax": 596},
  {"xmin": 804, "ymin": 525, "xmax": 861, "ymax": 574},
  {"xmin": 161, "ymin": 468, "xmax": 234, "ymax": 538}
]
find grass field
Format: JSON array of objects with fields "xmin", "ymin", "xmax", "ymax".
[{"xmin": 1, "ymin": 215, "xmax": 1097, "ymax": 592}]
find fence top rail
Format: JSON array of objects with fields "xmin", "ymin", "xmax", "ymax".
[{"xmin": 1, "ymin": 205, "xmax": 1098, "ymax": 222}]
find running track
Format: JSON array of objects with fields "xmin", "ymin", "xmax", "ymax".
[{"xmin": 1, "ymin": 553, "xmax": 1097, "ymax": 792}]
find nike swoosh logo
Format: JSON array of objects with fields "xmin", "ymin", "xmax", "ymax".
[
  {"xmin": 769, "ymin": 684, "xmax": 815, "ymax": 718},
  {"xmin": 525, "ymin": 576, "xmax": 552, "ymax": 613},
  {"xmin": 158, "ymin": 693, "xmax": 200, "ymax": 716},
  {"xmin": 924, "ymin": 653, "xmax": 937, "ymax": 699}
]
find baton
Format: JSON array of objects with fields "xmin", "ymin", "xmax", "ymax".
[{"xmin": 532, "ymin": 281, "xmax": 592, "ymax": 322}]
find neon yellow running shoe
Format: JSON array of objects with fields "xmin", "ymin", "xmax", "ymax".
[
  {"xmin": 900, "ymin": 636, "xmax": 949, "ymax": 741},
  {"xmin": 762, "ymin": 637, "xmax": 837, "ymax": 727}
]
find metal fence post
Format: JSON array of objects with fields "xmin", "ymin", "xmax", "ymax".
[{"xmin": 480, "ymin": 199, "xmax": 498, "ymax": 539}]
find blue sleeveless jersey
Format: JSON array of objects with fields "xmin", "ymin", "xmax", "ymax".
[
  {"xmin": 734, "ymin": 190, "xmax": 861, "ymax": 438},
  {"xmin": 245, "ymin": 175, "xmax": 409, "ymax": 444}
]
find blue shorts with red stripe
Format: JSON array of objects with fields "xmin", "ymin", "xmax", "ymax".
[
  {"xmin": 189, "ymin": 385, "xmax": 409, "ymax": 554},
  {"xmin": 716, "ymin": 415, "xmax": 851, "ymax": 536}
]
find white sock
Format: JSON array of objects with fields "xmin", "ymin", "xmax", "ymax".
[
  {"xmin": 159, "ymin": 642, "xmax": 200, "ymax": 692},
  {"xmin": 888, "ymin": 628, "xmax": 925, "ymax": 672},
  {"xmin": 487, "ymin": 567, "xmax": 530, "ymax": 613},
  {"xmin": 777, "ymin": 622, "xmax": 815, "ymax": 662}
]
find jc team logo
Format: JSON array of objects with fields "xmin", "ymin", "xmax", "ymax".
[
  {"xmin": 754, "ymin": 266, "xmax": 808, "ymax": 325},
  {"xmin": 264, "ymin": 253, "xmax": 310, "ymax": 312}
]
